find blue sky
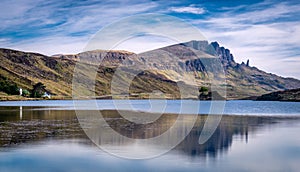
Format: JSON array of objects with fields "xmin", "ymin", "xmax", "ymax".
[{"xmin": 0, "ymin": 0, "xmax": 300, "ymax": 78}]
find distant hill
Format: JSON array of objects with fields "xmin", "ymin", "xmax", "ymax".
[
  {"xmin": 256, "ymin": 88, "xmax": 300, "ymax": 102},
  {"xmin": 0, "ymin": 48, "xmax": 183, "ymax": 100},
  {"xmin": 1, "ymin": 40, "xmax": 300, "ymax": 100}
]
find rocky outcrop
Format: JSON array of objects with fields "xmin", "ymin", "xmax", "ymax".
[
  {"xmin": 78, "ymin": 50, "xmax": 134, "ymax": 65},
  {"xmin": 211, "ymin": 41, "xmax": 235, "ymax": 66},
  {"xmin": 183, "ymin": 59, "xmax": 206, "ymax": 72},
  {"xmin": 53, "ymin": 50, "xmax": 134, "ymax": 66},
  {"xmin": 246, "ymin": 59, "xmax": 250, "ymax": 66},
  {"xmin": 178, "ymin": 41, "xmax": 236, "ymax": 72},
  {"xmin": 180, "ymin": 40, "xmax": 212, "ymax": 53},
  {"xmin": 256, "ymin": 88, "xmax": 300, "ymax": 102}
]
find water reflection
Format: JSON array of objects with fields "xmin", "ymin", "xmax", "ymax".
[
  {"xmin": 0, "ymin": 107, "xmax": 299, "ymax": 159},
  {"xmin": 0, "ymin": 107, "xmax": 84, "ymax": 147},
  {"xmin": 19, "ymin": 106, "xmax": 22, "ymax": 120}
]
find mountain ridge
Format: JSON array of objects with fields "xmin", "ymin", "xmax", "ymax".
[{"xmin": 0, "ymin": 40, "xmax": 299, "ymax": 100}]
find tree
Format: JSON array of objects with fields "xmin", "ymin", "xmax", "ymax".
[
  {"xmin": 199, "ymin": 86, "xmax": 209, "ymax": 93},
  {"xmin": 0, "ymin": 77, "xmax": 19, "ymax": 95},
  {"xmin": 199, "ymin": 86, "xmax": 209, "ymax": 99},
  {"xmin": 31, "ymin": 82, "xmax": 46, "ymax": 98}
]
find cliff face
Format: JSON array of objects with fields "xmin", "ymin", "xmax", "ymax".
[
  {"xmin": 176, "ymin": 41, "xmax": 300, "ymax": 98},
  {"xmin": 180, "ymin": 40, "xmax": 235, "ymax": 68},
  {"xmin": 52, "ymin": 50, "xmax": 134, "ymax": 66},
  {"xmin": 211, "ymin": 41, "xmax": 235, "ymax": 66}
]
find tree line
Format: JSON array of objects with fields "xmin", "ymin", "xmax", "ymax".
[{"xmin": 0, "ymin": 76, "xmax": 47, "ymax": 98}]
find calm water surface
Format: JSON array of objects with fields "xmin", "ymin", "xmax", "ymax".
[
  {"xmin": 0, "ymin": 100, "xmax": 299, "ymax": 172},
  {"xmin": 0, "ymin": 100, "xmax": 299, "ymax": 115}
]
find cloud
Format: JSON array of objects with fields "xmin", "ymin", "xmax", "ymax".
[
  {"xmin": 169, "ymin": 5, "xmax": 205, "ymax": 14},
  {"xmin": 84, "ymin": 14, "xmax": 206, "ymax": 53},
  {"xmin": 0, "ymin": 0, "xmax": 299, "ymax": 79},
  {"xmin": 2, "ymin": 35, "xmax": 89, "ymax": 55},
  {"xmin": 0, "ymin": 0, "xmax": 159, "ymax": 55}
]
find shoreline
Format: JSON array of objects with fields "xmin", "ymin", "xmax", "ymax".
[
  {"xmin": 1, "ymin": 97, "xmax": 300, "ymax": 102},
  {"xmin": 1, "ymin": 93, "xmax": 300, "ymax": 102}
]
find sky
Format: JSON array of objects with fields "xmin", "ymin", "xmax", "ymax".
[{"xmin": 0, "ymin": 0, "xmax": 300, "ymax": 79}]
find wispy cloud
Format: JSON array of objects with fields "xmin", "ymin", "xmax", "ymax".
[
  {"xmin": 169, "ymin": 5, "xmax": 205, "ymax": 14},
  {"xmin": 0, "ymin": 0, "xmax": 159, "ymax": 55}
]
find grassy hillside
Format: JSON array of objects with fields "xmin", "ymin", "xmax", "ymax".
[
  {"xmin": 0, "ymin": 48, "xmax": 183, "ymax": 100},
  {"xmin": 0, "ymin": 48, "xmax": 75, "ymax": 97},
  {"xmin": 1, "ymin": 40, "xmax": 300, "ymax": 100}
]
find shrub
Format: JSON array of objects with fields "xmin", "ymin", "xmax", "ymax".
[{"xmin": 22, "ymin": 89, "xmax": 30, "ymax": 97}]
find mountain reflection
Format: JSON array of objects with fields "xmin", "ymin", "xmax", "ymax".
[
  {"xmin": 100, "ymin": 111, "xmax": 288, "ymax": 158},
  {"xmin": 0, "ymin": 107, "xmax": 297, "ymax": 159}
]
